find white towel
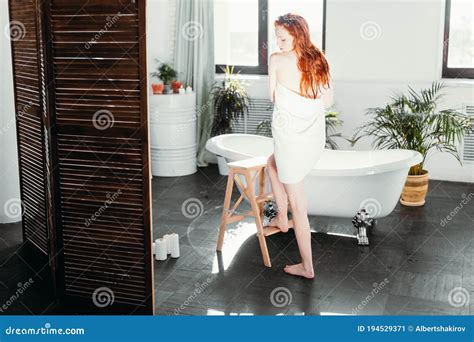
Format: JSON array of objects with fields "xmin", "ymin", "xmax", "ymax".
[{"xmin": 271, "ymin": 80, "xmax": 326, "ymax": 184}]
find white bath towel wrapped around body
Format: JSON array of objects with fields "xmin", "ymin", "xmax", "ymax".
[{"xmin": 271, "ymin": 80, "xmax": 326, "ymax": 184}]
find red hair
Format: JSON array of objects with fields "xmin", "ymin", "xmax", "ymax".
[{"xmin": 275, "ymin": 13, "xmax": 330, "ymax": 99}]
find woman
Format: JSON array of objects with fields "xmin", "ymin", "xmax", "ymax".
[{"xmin": 266, "ymin": 13, "xmax": 331, "ymax": 279}]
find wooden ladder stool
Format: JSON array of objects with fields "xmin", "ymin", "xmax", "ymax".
[{"xmin": 216, "ymin": 156, "xmax": 293, "ymax": 267}]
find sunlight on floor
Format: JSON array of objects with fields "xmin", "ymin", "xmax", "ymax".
[
  {"xmin": 211, "ymin": 220, "xmax": 258, "ymax": 273},
  {"xmin": 326, "ymin": 232, "xmax": 357, "ymax": 239}
]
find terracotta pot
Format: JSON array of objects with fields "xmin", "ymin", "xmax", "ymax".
[
  {"xmin": 171, "ymin": 81, "xmax": 182, "ymax": 93},
  {"xmin": 400, "ymin": 170, "xmax": 429, "ymax": 206},
  {"xmin": 151, "ymin": 83, "xmax": 164, "ymax": 94}
]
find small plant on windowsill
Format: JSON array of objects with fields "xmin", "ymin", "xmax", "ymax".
[{"xmin": 353, "ymin": 81, "xmax": 471, "ymax": 206}]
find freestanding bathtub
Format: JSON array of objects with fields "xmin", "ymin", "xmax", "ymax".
[{"xmin": 206, "ymin": 133, "xmax": 422, "ymax": 219}]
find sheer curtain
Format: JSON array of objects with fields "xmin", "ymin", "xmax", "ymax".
[{"xmin": 174, "ymin": 0, "xmax": 215, "ymax": 167}]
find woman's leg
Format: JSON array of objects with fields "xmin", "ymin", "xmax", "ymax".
[
  {"xmin": 265, "ymin": 154, "xmax": 289, "ymax": 232},
  {"xmin": 282, "ymin": 181, "xmax": 314, "ymax": 279}
]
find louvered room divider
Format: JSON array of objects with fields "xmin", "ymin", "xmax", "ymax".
[
  {"xmin": 8, "ymin": 0, "xmax": 50, "ymax": 258},
  {"xmin": 8, "ymin": 0, "xmax": 155, "ymax": 314}
]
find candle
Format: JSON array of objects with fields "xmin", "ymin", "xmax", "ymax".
[
  {"xmin": 155, "ymin": 238, "xmax": 167, "ymax": 261},
  {"xmin": 170, "ymin": 233, "xmax": 180, "ymax": 258},
  {"xmin": 163, "ymin": 234, "xmax": 171, "ymax": 254}
]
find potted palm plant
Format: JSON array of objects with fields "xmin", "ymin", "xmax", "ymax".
[
  {"xmin": 354, "ymin": 82, "xmax": 471, "ymax": 206},
  {"xmin": 151, "ymin": 61, "xmax": 177, "ymax": 94},
  {"xmin": 210, "ymin": 66, "xmax": 251, "ymax": 174}
]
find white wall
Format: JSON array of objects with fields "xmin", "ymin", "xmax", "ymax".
[
  {"xmin": 147, "ymin": 0, "xmax": 176, "ymax": 85},
  {"xmin": 236, "ymin": 0, "xmax": 474, "ymax": 182},
  {"xmin": 325, "ymin": 0, "xmax": 473, "ymax": 183},
  {"xmin": 0, "ymin": 0, "xmax": 176, "ymax": 224},
  {"xmin": 0, "ymin": 0, "xmax": 21, "ymax": 223},
  {"xmin": 326, "ymin": 0, "xmax": 444, "ymax": 82}
]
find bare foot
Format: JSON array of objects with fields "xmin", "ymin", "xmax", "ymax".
[
  {"xmin": 283, "ymin": 263, "xmax": 315, "ymax": 279},
  {"xmin": 264, "ymin": 215, "xmax": 289, "ymax": 233}
]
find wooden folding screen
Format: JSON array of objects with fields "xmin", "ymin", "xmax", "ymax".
[
  {"xmin": 8, "ymin": 0, "xmax": 50, "ymax": 257},
  {"xmin": 8, "ymin": 0, "xmax": 154, "ymax": 314}
]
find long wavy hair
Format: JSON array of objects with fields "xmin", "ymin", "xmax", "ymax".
[{"xmin": 275, "ymin": 13, "xmax": 330, "ymax": 99}]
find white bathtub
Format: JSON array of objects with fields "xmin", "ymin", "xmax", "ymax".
[{"xmin": 206, "ymin": 133, "xmax": 422, "ymax": 218}]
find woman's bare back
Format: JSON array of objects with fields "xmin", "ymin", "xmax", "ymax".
[
  {"xmin": 274, "ymin": 51, "xmax": 302, "ymax": 92},
  {"xmin": 272, "ymin": 51, "xmax": 323, "ymax": 99}
]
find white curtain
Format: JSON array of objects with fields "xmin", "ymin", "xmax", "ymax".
[{"xmin": 174, "ymin": 0, "xmax": 215, "ymax": 167}]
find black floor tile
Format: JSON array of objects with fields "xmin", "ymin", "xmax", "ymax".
[{"xmin": 1, "ymin": 164, "xmax": 472, "ymax": 316}]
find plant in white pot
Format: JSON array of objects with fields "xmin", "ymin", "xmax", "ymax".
[
  {"xmin": 354, "ymin": 82, "xmax": 471, "ymax": 206},
  {"xmin": 210, "ymin": 66, "xmax": 250, "ymax": 175}
]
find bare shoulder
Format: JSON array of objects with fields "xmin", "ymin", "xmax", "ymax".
[
  {"xmin": 271, "ymin": 51, "xmax": 297, "ymax": 66},
  {"xmin": 269, "ymin": 52, "xmax": 284, "ymax": 66}
]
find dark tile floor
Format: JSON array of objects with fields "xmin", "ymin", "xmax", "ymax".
[
  {"xmin": 0, "ymin": 164, "xmax": 472, "ymax": 315},
  {"xmin": 0, "ymin": 226, "xmax": 57, "ymax": 314},
  {"xmin": 152, "ymin": 165, "xmax": 473, "ymax": 316}
]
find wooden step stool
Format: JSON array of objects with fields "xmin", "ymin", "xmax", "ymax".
[{"xmin": 217, "ymin": 156, "xmax": 293, "ymax": 267}]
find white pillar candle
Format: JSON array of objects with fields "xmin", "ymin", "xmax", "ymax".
[
  {"xmin": 155, "ymin": 238, "xmax": 167, "ymax": 261},
  {"xmin": 170, "ymin": 233, "xmax": 180, "ymax": 258},
  {"xmin": 163, "ymin": 234, "xmax": 171, "ymax": 254}
]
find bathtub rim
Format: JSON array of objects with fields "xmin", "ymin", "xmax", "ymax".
[{"xmin": 206, "ymin": 133, "xmax": 422, "ymax": 177}]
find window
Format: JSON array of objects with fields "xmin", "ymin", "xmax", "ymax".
[
  {"xmin": 442, "ymin": 0, "xmax": 474, "ymax": 78},
  {"xmin": 214, "ymin": 0, "xmax": 326, "ymax": 75}
]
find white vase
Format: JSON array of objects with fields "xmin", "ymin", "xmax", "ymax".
[
  {"xmin": 163, "ymin": 84, "xmax": 172, "ymax": 94},
  {"xmin": 216, "ymin": 155, "xmax": 229, "ymax": 175},
  {"xmin": 149, "ymin": 92, "xmax": 197, "ymax": 176}
]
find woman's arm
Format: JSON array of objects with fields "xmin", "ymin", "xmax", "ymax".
[
  {"xmin": 321, "ymin": 82, "xmax": 334, "ymax": 109},
  {"xmin": 268, "ymin": 53, "xmax": 278, "ymax": 103}
]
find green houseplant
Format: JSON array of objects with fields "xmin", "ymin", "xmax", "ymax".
[
  {"xmin": 210, "ymin": 65, "xmax": 251, "ymax": 136},
  {"xmin": 353, "ymin": 81, "xmax": 471, "ymax": 206},
  {"xmin": 151, "ymin": 60, "xmax": 177, "ymax": 94},
  {"xmin": 210, "ymin": 66, "xmax": 251, "ymax": 174}
]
